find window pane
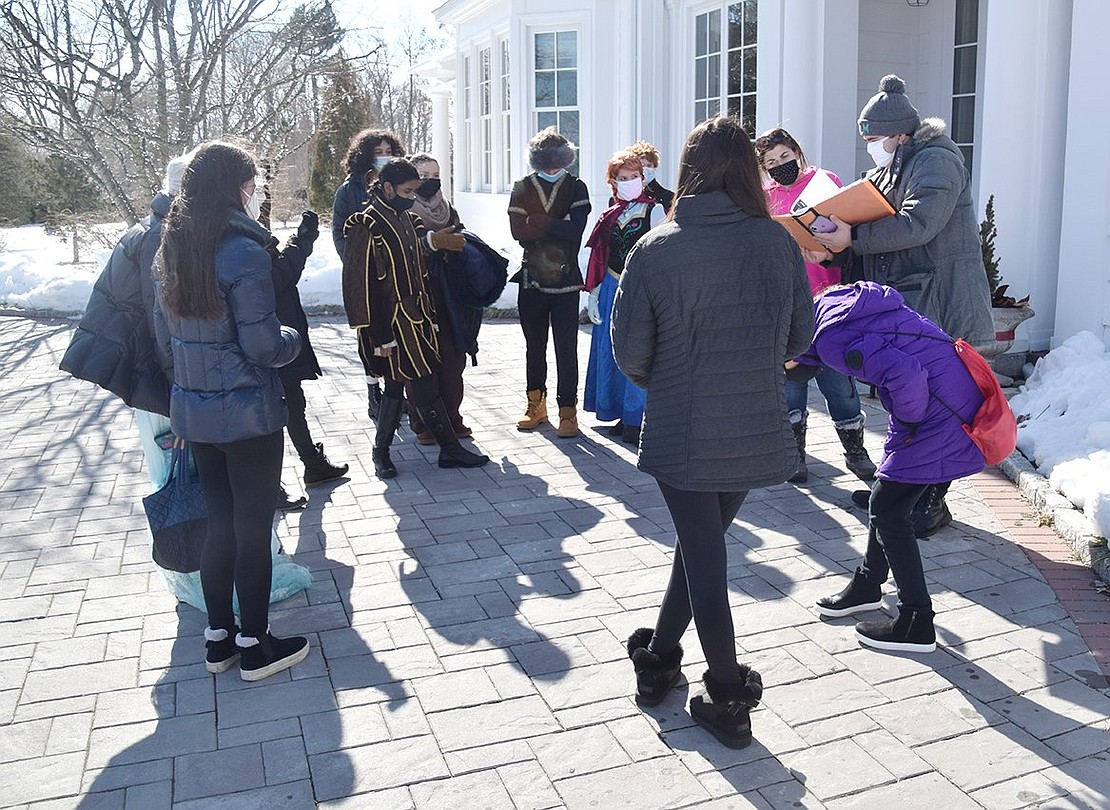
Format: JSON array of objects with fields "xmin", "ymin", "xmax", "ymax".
[
  {"xmin": 728, "ymin": 4, "xmax": 743, "ymax": 49},
  {"xmin": 502, "ymin": 41, "xmax": 510, "ymax": 75},
  {"xmin": 559, "ymin": 110, "xmax": 580, "ymax": 147},
  {"xmin": 953, "ymin": 45, "xmax": 976, "ymax": 95},
  {"xmin": 744, "ymin": 0, "xmax": 758, "ymax": 44},
  {"xmin": 728, "ymin": 50, "xmax": 742, "ymax": 95},
  {"xmin": 742, "ymin": 95, "xmax": 757, "ymax": 137},
  {"xmin": 481, "ymin": 82, "xmax": 491, "ymax": 116},
  {"xmin": 695, "ymin": 58, "xmax": 707, "ymax": 100},
  {"xmin": 535, "ymin": 33, "xmax": 555, "ymax": 69},
  {"xmin": 955, "ymin": 0, "xmax": 978, "ymax": 45},
  {"xmin": 951, "ymin": 95, "xmax": 975, "ymax": 143},
  {"xmin": 557, "ymin": 69, "xmax": 577, "ymax": 106},
  {"xmin": 708, "ymin": 54, "xmax": 720, "ymax": 98},
  {"xmin": 728, "ymin": 96, "xmax": 740, "ymax": 118},
  {"xmin": 743, "ymin": 46, "xmax": 757, "ymax": 94},
  {"xmin": 535, "ymin": 71, "xmax": 555, "ymax": 107},
  {"xmin": 502, "ymin": 75, "xmax": 510, "ymax": 110},
  {"xmin": 708, "ymin": 97, "xmax": 721, "ymax": 118},
  {"xmin": 696, "ymin": 13, "xmax": 708, "ymax": 57},
  {"xmin": 557, "ymin": 31, "xmax": 577, "ymax": 68},
  {"xmin": 695, "ymin": 100, "xmax": 707, "ymax": 123},
  {"xmin": 480, "ymin": 49, "xmax": 490, "ymax": 82},
  {"xmin": 959, "ymin": 145, "xmax": 974, "ymax": 173},
  {"xmin": 708, "ymin": 9, "xmax": 721, "ymax": 54},
  {"xmin": 503, "ymin": 116, "xmax": 513, "ymax": 182},
  {"xmin": 537, "ymin": 111, "xmax": 557, "ymax": 133}
]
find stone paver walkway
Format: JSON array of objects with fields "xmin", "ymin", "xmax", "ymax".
[{"xmin": 1, "ymin": 315, "xmax": 1108, "ymax": 809}]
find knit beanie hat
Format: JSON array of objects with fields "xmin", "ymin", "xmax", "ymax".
[
  {"xmin": 857, "ymin": 75, "xmax": 920, "ymax": 137},
  {"xmin": 162, "ymin": 149, "xmax": 197, "ymax": 195}
]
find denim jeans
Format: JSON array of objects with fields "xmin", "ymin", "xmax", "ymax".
[
  {"xmin": 861, "ymin": 479, "xmax": 932, "ymax": 611},
  {"xmin": 786, "ymin": 367, "xmax": 862, "ymax": 426}
]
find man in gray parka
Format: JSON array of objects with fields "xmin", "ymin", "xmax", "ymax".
[{"xmin": 814, "ymin": 73, "xmax": 994, "ymax": 538}]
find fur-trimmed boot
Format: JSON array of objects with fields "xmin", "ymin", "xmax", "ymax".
[
  {"xmin": 835, "ymin": 417, "xmax": 877, "ymax": 481},
  {"xmin": 626, "ymin": 628, "xmax": 683, "ymax": 707},
  {"xmin": 689, "ymin": 667, "xmax": 764, "ymax": 749}
]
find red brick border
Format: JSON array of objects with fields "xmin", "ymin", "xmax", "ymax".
[{"xmin": 973, "ymin": 468, "xmax": 1110, "ymax": 677}]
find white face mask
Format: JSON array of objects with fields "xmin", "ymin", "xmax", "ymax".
[
  {"xmin": 867, "ymin": 138, "xmax": 896, "ymax": 168},
  {"xmin": 374, "ymin": 155, "xmax": 392, "ymax": 171},
  {"xmin": 615, "ymin": 177, "xmax": 644, "ymax": 201},
  {"xmin": 243, "ymin": 187, "xmax": 263, "ymax": 221},
  {"xmin": 642, "ymin": 166, "xmax": 657, "ymax": 184}
]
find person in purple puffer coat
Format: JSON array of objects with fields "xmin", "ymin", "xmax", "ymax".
[{"xmin": 793, "ymin": 282, "xmax": 985, "ymax": 653}]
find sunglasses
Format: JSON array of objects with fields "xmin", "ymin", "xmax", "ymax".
[{"xmin": 754, "ymin": 130, "xmax": 791, "ymax": 153}]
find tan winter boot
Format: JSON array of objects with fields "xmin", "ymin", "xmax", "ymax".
[
  {"xmin": 557, "ymin": 406, "xmax": 579, "ymax": 438},
  {"xmin": 516, "ymin": 390, "xmax": 548, "ymax": 431}
]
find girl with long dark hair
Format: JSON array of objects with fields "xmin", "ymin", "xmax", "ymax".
[
  {"xmin": 611, "ymin": 117, "xmax": 815, "ymax": 748},
  {"xmin": 154, "ymin": 141, "xmax": 309, "ymax": 681}
]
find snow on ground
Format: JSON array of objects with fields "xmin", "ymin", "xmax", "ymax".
[
  {"xmin": 1009, "ymin": 331, "xmax": 1110, "ymax": 539},
  {"xmin": 5, "ymin": 221, "xmax": 1109, "ymax": 537}
]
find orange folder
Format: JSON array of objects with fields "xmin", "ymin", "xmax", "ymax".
[{"xmin": 773, "ymin": 178, "xmax": 896, "ymax": 252}]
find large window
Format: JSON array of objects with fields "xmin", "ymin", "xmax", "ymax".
[
  {"xmin": 479, "ymin": 47, "xmax": 493, "ymax": 188},
  {"xmin": 951, "ymin": 0, "xmax": 978, "ymax": 172},
  {"xmin": 533, "ymin": 30, "xmax": 579, "ymax": 175},
  {"xmin": 501, "ymin": 39, "xmax": 512, "ymax": 189},
  {"xmin": 695, "ymin": 1, "xmax": 758, "ymax": 135}
]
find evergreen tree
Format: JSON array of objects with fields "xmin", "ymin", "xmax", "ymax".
[
  {"xmin": 979, "ymin": 194, "xmax": 1001, "ymax": 296},
  {"xmin": 309, "ymin": 56, "xmax": 372, "ymax": 213}
]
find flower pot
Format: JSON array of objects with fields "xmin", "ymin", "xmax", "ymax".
[{"xmin": 979, "ymin": 305, "xmax": 1035, "ymax": 357}]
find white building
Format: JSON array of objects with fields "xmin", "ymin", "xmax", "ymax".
[{"xmin": 420, "ymin": 0, "xmax": 1110, "ymax": 350}]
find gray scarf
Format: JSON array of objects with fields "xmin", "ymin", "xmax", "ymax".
[{"xmin": 412, "ymin": 191, "xmax": 453, "ymax": 232}]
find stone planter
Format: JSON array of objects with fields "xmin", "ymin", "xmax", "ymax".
[{"xmin": 978, "ymin": 305, "xmax": 1035, "ymax": 358}]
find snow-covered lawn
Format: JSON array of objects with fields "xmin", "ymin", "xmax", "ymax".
[{"xmin": 4, "ymin": 221, "xmax": 1109, "ymax": 539}]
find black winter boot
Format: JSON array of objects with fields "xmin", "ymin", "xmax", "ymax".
[
  {"xmin": 788, "ymin": 418, "xmax": 808, "ymax": 484},
  {"xmin": 816, "ymin": 568, "xmax": 883, "ymax": 617},
  {"xmin": 626, "ymin": 628, "xmax": 683, "ymax": 707},
  {"xmin": 367, "ymin": 381, "xmax": 383, "ymax": 421},
  {"xmin": 851, "ymin": 489, "xmax": 873, "ymax": 510},
  {"xmin": 910, "ymin": 484, "xmax": 953, "ymax": 538},
  {"xmin": 836, "ymin": 423, "xmax": 877, "ymax": 481},
  {"xmin": 302, "ymin": 443, "xmax": 349, "ymax": 487},
  {"xmin": 275, "ymin": 485, "xmax": 307, "ymax": 512},
  {"xmin": 689, "ymin": 667, "xmax": 764, "ymax": 749},
  {"xmin": 418, "ymin": 397, "xmax": 489, "ymax": 469},
  {"xmin": 856, "ymin": 608, "xmax": 936, "ymax": 653},
  {"xmin": 372, "ymin": 394, "xmax": 404, "ymax": 479}
]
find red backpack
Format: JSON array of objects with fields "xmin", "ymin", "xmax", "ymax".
[{"xmin": 950, "ymin": 339, "xmax": 1018, "ymax": 465}]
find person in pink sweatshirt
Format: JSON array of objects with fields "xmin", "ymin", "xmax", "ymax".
[{"xmin": 756, "ymin": 127, "xmax": 877, "ymax": 485}]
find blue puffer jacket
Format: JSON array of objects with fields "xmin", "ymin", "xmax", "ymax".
[{"xmin": 153, "ymin": 210, "xmax": 302, "ymax": 444}]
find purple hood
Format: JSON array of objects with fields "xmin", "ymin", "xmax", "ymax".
[{"xmin": 805, "ymin": 282, "xmax": 985, "ymax": 484}]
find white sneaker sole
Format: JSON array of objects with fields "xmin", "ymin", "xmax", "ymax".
[
  {"xmin": 240, "ymin": 641, "xmax": 310, "ymax": 681},
  {"xmin": 815, "ymin": 599, "xmax": 883, "ymax": 618},
  {"xmin": 206, "ymin": 653, "xmax": 240, "ymax": 674},
  {"xmin": 855, "ymin": 630, "xmax": 936, "ymax": 653}
]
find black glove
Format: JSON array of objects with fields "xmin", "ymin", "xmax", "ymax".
[
  {"xmin": 296, "ymin": 211, "xmax": 319, "ymax": 246},
  {"xmin": 785, "ymin": 362, "xmax": 822, "ymax": 383}
]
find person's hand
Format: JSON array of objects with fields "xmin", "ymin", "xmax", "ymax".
[
  {"xmin": 296, "ymin": 211, "xmax": 319, "ymax": 244},
  {"xmin": 802, "ymin": 246, "xmax": 832, "ymax": 264},
  {"xmin": 812, "ymin": 215, "xmax": 852, "ymax": 252},
  {"xmin": 430, "ymin": 225, "xmax": 466, "ymax": 251},
  {"xmin": 587, "ymin": 287, "xmax": 602, "ymax": 325}
]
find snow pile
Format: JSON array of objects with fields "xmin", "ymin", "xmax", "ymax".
[
  {"xmin": 1009, "ymin": 331, "xmax": 1110, "ymax": 539},
  {"xmin": 0, "ymin": 224, "xmax": 121, "ymax": 313}
]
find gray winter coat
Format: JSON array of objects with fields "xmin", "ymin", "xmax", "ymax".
[
  {"xmin": 153, "ymin": 210, "xmax": 302, "ymax": 444},
  {"xmin": 611, "ymin": 191, "xmax": 815, "ymax": 491},
  {"xmin": 849, "ymin": 118, "xmax": 994, "ymax": 344}
]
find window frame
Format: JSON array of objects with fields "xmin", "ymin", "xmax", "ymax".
[
  {"xmin": 531, "ymin": 28, "xmax": 581, "ymax": 177},
  {"xmin": 692, "ymin": 1, "xmax": 758, "ymax": 136}
]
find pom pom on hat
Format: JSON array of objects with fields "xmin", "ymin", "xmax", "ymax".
[{"xmin": 858, "ymin": 74, "xmax": 920, "ymax": 137}]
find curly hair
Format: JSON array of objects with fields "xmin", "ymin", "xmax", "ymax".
[
  {"xmin": 605, "ymin": 150, "xmax": 644, "ymax": 188},
  {"xmin": 343, "ymin": 128, "xmax": 406, "ymax": 179},
  {"xmin": 754, "ymin": 127, "xmax": 809, "ymax": 172},
  {"xmin": 627, "ymin": 140, "xmax": 661, "ymax": 168}
]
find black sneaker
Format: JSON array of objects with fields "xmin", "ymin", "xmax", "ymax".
[
  {"xmin": 911, "ymin": 491, "xmax": 953, "ymax": 538},
  {"xmin": 856, "ymin": 608, "xmax": 936, "ymax": 653},
  {"xmin": 816, "ymin": 568, "xmax": 883, "ymax": 617},
  {"xmin": 205, "ymin": 627, "xmax": 240, "ymax": 674},
  {"xmin": 851, "ymin": 489, "xmax": 872, "ymax": 509},
  {"xmin": 238, "ymin": 633, "xmax": 310, "ymax": 681},
  {"xmin": 607, "ymin": 421, "xmax": 625, "ymax": 437},
  {"xmin": 689, "ymin": 667, "xmax": 763, "ymax": 749},
  {"xmin": 276, "ymin": 486, "xmax": 307, "ymax": 512}
]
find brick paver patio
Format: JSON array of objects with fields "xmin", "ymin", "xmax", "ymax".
[{"xmin": 1, "ymin": 314, "xmax": 1108, "ymax": 809}]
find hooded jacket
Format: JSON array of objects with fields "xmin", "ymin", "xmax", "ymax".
[
  {"xmin": 153, "ymin": 210, "xmax": 302, "ymax": 444},
  {"xmin": 847, "ymin": 118, "xmax": 994, "ymax": 345},
  {"xmin": 59, "ymin": 193, "xmax": 175, "ymax": 415},
  {"xmin": 611, "ymin": 191, "xmax": 815, "ymax": 491},
  {"xmin": 803, "ymin": 282, "xmax": 985, "ymax": 484}
]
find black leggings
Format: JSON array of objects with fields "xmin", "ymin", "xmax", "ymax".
[
  {"xmin": 281, "ymin": 377, "xmax": 315, "ymax": 459},
  {"xmin": 383, "ymin": 375, "xmax": 437, "ymax": 408},
  {"xmin": 862, "ymin": 479, "xmax": 932, "ymax": 611},
  {"xmin": 192, "ymin": 430, "xmax": 284, "ymax": 637},
  {"xmin": 650, "ymin": 481, "xmax": 748, "ymax": 685},
  {"xmin": 518, "ymin": 287, "xmax": 579, "ymax": 407}
]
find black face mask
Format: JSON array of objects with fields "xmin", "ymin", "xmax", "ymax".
[
  {"xmin": 768, "ymin": 159, "xmax": 800, "ymax": 186},
  {"xmin": 387, "ymin": 193, "xmax": 415, "ymax": 213},
  {"xmin": 417, "ymin": 178, "xmax": 441, "ymax": 199}
]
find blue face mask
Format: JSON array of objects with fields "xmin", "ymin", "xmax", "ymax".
[
  {"xmin": 374, "ymin": 155, "xmax": 392, "ymax": 171},
  {"xmin": 537, "ymin": 168, "xmax": 566, "ymax": 183}
]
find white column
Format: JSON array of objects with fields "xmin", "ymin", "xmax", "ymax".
[
  {"xmin": 430, "ymin": 87, "xmax": 452, "ymax": 198},
  {"xmin": 1055, "ymin": 0, "xmax": 1110, "ymax": 347},
  {"xmin": 976, "ymin": 0, "xmax": 1073, "ymax": 350}
]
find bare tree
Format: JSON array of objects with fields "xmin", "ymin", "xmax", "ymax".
[
  {"xmin": 0, "ymin": 0, "xmax": 369, "ymax": 224},
  {"xmin": 362, "ymin": 17, "xmax": 444, "ymax": 154}
]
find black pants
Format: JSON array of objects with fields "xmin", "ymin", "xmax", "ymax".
[
  {"xmin": 650, "ymin": 481, "xmax": 748, "ymax": 685},
  {"xmin": 862, "ymin": 479, "xmax": 932, "ymax": 611},
  {"xmin": 518, "ymin": 287, "xmax": 579, "ymax": 407},
  {"xmin": 192, "ymin": 430, "xmax": 284, "ymax": 637},
  {"xmin": 409, "ymin": 339, "xmax": 467, "ymax": 433},
  {"xmin": 281, "ymin": 376, "xmax": 316, "ymax": 460},
  {"xmin": 383, "ymin": 375, "xmax": 437, "ymax": 408}
]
